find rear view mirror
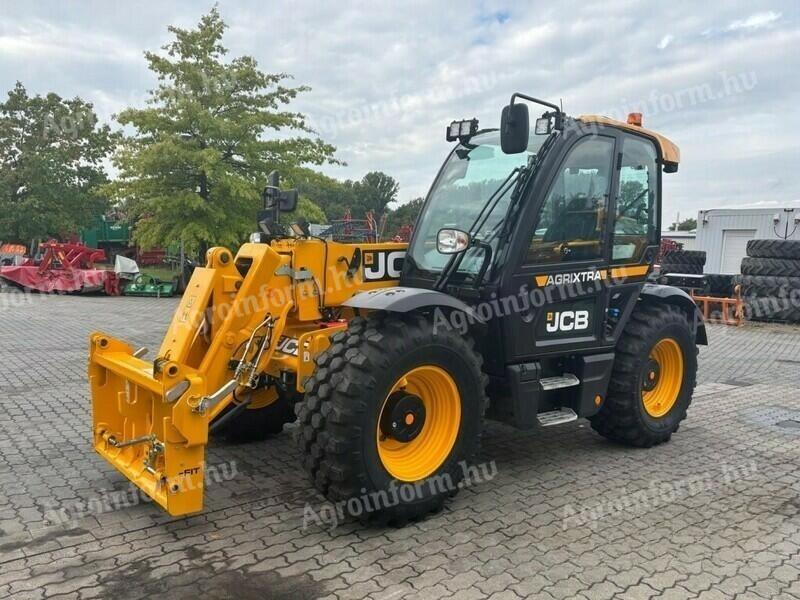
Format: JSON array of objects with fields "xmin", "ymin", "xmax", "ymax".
[
  {"xmin": 500, "ymin": 103, "xmax": 529, "ymax": 154},
  {"xmin": 437, "ymin": 228, "xmax": 471, "ymax": 254}
]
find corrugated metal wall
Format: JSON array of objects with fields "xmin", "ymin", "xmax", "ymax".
[{"xmin": 695, "ymin": 208, "xmax": 800, "ymax": 273}]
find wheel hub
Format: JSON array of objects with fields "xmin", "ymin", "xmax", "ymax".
[
  {"xmin": 380, "ymin": 391, "xmax": 426, "ymax": 442},
  {"xmin": 641, "ymin": 337, "xmax": 684, "ymax": 418},
  {"xmin": 642, "ymin": 358, "xmax": 661, "ymax": 392}
]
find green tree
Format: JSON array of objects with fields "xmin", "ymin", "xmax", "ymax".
[
  {"xmin": 295, "ymin": 172, "xmax": 353, "ymax": 221},
  {"xmin": 385, "ymin": 196, "xmax": 423, "ymax": 237},
  {"xmin": 0, "ymin": 82, "xmax": 115, "ymax": 242},
  {"xmin": 668, "ymin": 217, "xmax": 697, "ymax": 231},
  {"xmin": 356, "ymin": 171, "xmax": 399, "ymax": 215},
  {"xmin": 108, "ymin": 8, "xmax": 338, "ymax": 257},
  {"xmin": 296, "ymin": 171, "xmax": 400, "ymax": 223},
  {"xmin": 294, "ymin": 197, "xmax": 327, "ymax": 224}
]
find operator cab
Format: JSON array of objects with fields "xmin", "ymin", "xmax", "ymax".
[{"xmin": 402, "ymin": 93, "xmax": 686, "ymax": 428}]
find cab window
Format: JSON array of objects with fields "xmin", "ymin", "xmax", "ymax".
[
  {"xmin": 612, "ymin": 136, "xmax": 658, "ymax": 263},
  {"xmin": 526, "ymin": 136, "xmax": 615, "ymax": 264}
]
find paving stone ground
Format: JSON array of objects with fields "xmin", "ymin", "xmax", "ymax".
[{"xmin": 0, "ymin": 290, "xmax": 799, "ymax": 599}]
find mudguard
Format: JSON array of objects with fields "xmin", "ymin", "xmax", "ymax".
[
  {"xmin": 640, "ymin": 283, "xmax": 708, "ymax": 345},
  {"xmin": 343, "ymin": 287, "xmax": 484, "ymax": 322}
]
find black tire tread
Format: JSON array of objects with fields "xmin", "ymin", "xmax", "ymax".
[
  {"xmin": 705, "ymin": 274, "xmax": 736, "ymax": 296},
  {"xmin": 741, "ymin": 256, "xmax": 800, "ymax": 277},
  {"xmin": 294, "ymin": 313, "xmax": 488, "ymax": 525},
  {"xmin": 739, "ymin": 275, "xmax": 800, "ymax": 297},
  {"xmin": 589, "ymin": 303, "xmax": 697, "ymax": 447},
  {"xmin": 744, "ymin": 295, "xmax": 800, "ymax": 323},
  {"xmin": 747, "ymin": 239, "xmax": 800, "ymax": 260},
  {"xmin": 662, "ymin": 250, "xmax": 706, "ymax": 267},
  {"xmin": 659, "ymin": 262, "xmax": 704, "ymax": 275}
]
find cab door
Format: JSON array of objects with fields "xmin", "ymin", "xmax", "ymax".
[{"xmin": 500, "ymin": 133, "xmax": 619, "ymax": 361}]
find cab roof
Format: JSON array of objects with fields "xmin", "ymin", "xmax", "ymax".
[{"xmin": 577, "ymin": 114, "xmax": 680, "ymax": 169}]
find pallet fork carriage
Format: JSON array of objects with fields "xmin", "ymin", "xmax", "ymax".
[{"xmin": 89, "ymin": 93, "xmax": 707, "ymax": 520}]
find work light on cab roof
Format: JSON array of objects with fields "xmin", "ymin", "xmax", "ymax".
[{"xmin": 446, "ymin": 118, "xmax": 479, "ymax": 142}]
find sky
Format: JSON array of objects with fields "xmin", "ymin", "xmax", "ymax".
[{"xmin": 1, "ymin": 1, "xmax": 798, "ymax": 225}]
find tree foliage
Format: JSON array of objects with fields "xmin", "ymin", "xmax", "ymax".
[
  {"xmin": 294, "ymin": 197, "xmax": 327, "ymax": 224},
  {"xmin": 107, "ymin": 8, "xmax": 338, "ymax": 254},
  {"xmin": 296, "ymin": 170, "xmax": 399, "ymax": 221},
  {"xmin": 385, "ymin": 196, "xmax": 424, "ymax": 235},
  {"xmin": 669, "ymin": 217, "xmax": 697, "ymax": 231},
  {"xmin": 0, "ymin": 82, "xmax": 115, "ymax": 242}
]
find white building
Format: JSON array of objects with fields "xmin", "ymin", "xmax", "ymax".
[
  {"xmin": 694, "ymin": 206, "xmax": 800, "ymax": 274},
  {"xmin": 661, "ymin": 229, "xmax": 697, "ymax": 251}
]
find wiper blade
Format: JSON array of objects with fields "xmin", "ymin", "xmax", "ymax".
[
  {"xmin": 468, "ymin": 167, "xmax": 523, "ymax": 238},
  {"xmin": 433, "ymin": 168, "xmax": 524, "ymax": 291}
]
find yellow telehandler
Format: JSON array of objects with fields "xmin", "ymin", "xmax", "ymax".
[{"xmin": 88, "ymin": 93, "xmax": 706, "ymax": 522}]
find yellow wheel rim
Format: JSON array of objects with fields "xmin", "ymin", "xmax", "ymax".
[
  {"xmin": 377, "ymin": 366, "xmax": 461, "ymax": 482},
  {"xmin": 642, "ymin": 338, "xmax": 684, "ymax": 418}
]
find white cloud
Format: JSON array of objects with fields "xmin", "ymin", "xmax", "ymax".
[
  {"xmin": 0, "ymin": 20, "xmax": 140, "ymax": 63},
  {"xmin": 727, "ymin": 11, "xmax": 782, "ymax": 31},
  {"xmin": 0, "ymin": 0, "xmax": 798, "ymax": 217}
]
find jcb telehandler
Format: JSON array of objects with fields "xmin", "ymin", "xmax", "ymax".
[{"xmin": 88, "ymin": 93, "xmax": 706, "ymax": 522}]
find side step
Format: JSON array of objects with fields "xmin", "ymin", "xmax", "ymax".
[
  {"xmin": 539, "ymin": 373, "xmax": 580, "ymax": 391},
  {"xmin": 537, "ymin": 407, "xmax": 578, "ymax": 427}
]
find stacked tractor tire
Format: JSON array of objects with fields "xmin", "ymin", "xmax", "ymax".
[
  {"xmin": 739, "ymin": 239, "xmax": 800, "ymax": 323},
  {"xmin": 661, "ymin": 250, "xmax": 737, "ymax": 298},
  {"xmin": 659, "ymin": 249, "xmax": 706, "ymax": 275},
  {"xmin": 660, "ymin": 249, "xmax": 739, "ymax": 296}
]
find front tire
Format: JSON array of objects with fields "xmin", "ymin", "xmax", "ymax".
[
  {"xmin": 294, "ymin": 313, "xmax": 487, "ymax": 524},
  {"xmin": 590, "ymin": 303, "xmax": 697, "ymax": 447}
]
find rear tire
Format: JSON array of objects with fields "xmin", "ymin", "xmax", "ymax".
[
  {"xmin": 295, "ymin": 313, "xmax": 488, "ymax": 525},
  {"xmin": 590, "ymin": 303, "xmax": 697, "ymax": 447}
]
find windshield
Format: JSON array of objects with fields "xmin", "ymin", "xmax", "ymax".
[{"xmin": 408, "ymin": 130, "xmax": 548, "ymax": 274}]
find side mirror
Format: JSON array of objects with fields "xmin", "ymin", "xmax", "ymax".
[
  {"xmin": 500, "ymin": 103, "xmax": 529, "ymax": 154},
  {"xmin": 437, "ymin": 228, "xmax": 470, "ymax": 254}
]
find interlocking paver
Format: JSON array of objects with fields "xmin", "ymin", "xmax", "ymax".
[{"xmin": 1, "ymin": 291, "xmax": 800, "ymax": 599}]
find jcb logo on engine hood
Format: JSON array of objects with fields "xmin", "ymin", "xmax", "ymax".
[{"xmin": 363, "ymin": 250, "xmax": 405, "ymax": 282}]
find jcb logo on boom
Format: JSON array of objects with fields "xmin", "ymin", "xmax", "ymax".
[
  {"xmin": 363, "ymin": 250, "xmax": 405, "ymax": 282},
  {"xmin": 546, "ymin": 310, "xmax": 590, "ymax": 333}
]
